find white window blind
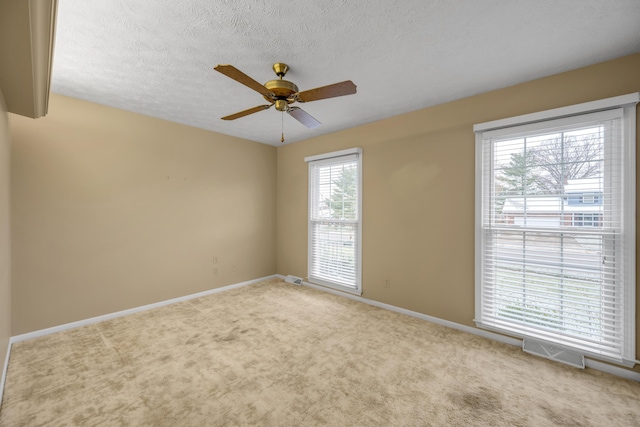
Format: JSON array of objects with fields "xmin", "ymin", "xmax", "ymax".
[
  {"xmin": 306, "ymin": 149, "xmax": 362, "ymax": 295},
  {"xmin": 475, "ymin": 95, "xmax": 637, "ymax": 365}
]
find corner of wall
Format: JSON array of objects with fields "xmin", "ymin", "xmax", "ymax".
[{"xmin": 0, "ymin": 87, "xmax": 12, "ymax": 408}]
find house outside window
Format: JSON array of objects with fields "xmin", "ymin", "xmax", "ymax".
[{"xmin": 502, "ymin": 178, "xmax": 604, "ymax": 228}]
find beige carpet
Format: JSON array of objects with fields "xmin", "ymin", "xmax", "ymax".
[{"xmin": 1, "ymin": 278, "xmax": 639, "ymax": 426}]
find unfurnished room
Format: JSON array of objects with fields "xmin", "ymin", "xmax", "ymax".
[{"xmin": 0, "ymin": 1, "xmax": 640, "ymax": 425}]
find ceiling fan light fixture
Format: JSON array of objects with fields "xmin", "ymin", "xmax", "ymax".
[{"xmin": 275, "ymin": 99, "xmax": 288, "ymax": 111}]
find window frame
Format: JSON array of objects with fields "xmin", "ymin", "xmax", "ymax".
[
  {"xmin": 305, "ymin": 148, "xmax": 363, "ymax": 295},
  {"xmin": 474, "ymin": 93, "xmax": 638, "ymax": 366}
]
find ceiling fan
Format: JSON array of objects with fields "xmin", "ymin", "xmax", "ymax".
[{"xmin": 214, "ymin": 63, "xmax": 357, "ymax": 132}]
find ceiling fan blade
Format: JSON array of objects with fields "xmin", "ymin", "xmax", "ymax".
[
  {"xmin": 288, "ymin": 106, "xmax": 321, "ymax": 129},
  {"xmin": 296, "ymin": 80, "xmax": 357, "ymax": 103},
  {"xmin": 214, "ymin": 64, "xmax": 274, "ymax": 97},
  {"xmin": 221, "ymin": 104, "xmax": 272, "ymax": 120}
]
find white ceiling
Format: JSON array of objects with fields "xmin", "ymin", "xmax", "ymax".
[{"xmin": 51, "ymin": 0, "xmax": 640, "ymax": 146}]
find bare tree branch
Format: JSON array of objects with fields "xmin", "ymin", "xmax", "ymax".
[{"xmin": 530, "ymin": 134, "xmax": 602, "ymax": 194}]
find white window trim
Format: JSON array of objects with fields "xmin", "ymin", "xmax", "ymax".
[
  {"xmin": 305, "ymin": 148, "xmax": 363, "ymax": 296},
  {"xmin": 474, "ymin": 93, "xmax": 640, "ymax": 132},
  {"xmin": 474, "ymin": 93, "xmax": 638, "ymax": 367}
]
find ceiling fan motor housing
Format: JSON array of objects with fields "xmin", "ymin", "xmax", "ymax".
[{"xmin": 264, "ymin": 79, "xmax": 299, "ymax": 110}]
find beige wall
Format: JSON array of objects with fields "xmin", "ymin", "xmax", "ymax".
[
  {"xmin": 0, "ymin": 89, "xmax": 10, "ymax": 376},
  {"xmin": 11, "ymin": 94, "xmax": 277, "ymax": 335},
  {"xmin": 277, "ymin": 53, "xmax": 640, "ymax": 371}
]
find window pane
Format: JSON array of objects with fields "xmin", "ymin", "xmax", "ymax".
[
  {"xmin": 494, "ymin": 126, "xmax": 604, "ymax": 230},
  {"xmin": 313, "ymin": 161, "xmax": 358, "ymax": 221},
  {"xmin": 489, "ymin": 229, "xmax": 610, "ymax": 341},
  {"xmin": 310, "ymin": 222, "xmax": 357, "ymax": 286}
]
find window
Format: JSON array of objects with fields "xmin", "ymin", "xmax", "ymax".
[
  {"xmin": 573, "ymin": 213, "xmax": 600, "ymax": 227},
  {"xmin": 475, "ymin": 94, "xmax": 637, "ymax": 365},
  {"xmin": 305, "ymin": 148, "xmax": 362, "ymax": 295}
]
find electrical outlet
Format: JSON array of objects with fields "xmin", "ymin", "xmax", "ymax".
[
  {"xmin": 385, "ymin": 279, "xmax": 391, "ymax": 288},
  {"xmin": 212, "ymin": 256, "xmax": 219, "ymax": 264}
]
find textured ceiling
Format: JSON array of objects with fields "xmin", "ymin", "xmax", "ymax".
[{"xmin": 51, "ymin": 0, "xmax": 640, "ymax": 146}]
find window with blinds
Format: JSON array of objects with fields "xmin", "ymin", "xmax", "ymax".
[
  {"xmin": 305, "ymin": 148, "xmax": 362, "ymax": 295},
  {"xmin": 475, "ymin": 94, "xmax": 637, "ymax": 365}
]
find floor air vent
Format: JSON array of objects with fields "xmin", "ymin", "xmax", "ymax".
[
  {"xmin": 523, "ymin": 339, "xmax": 585, "ymax": 369},
  {"xmin": 285, "ymin": 275, "xmax": 303, "ymax": 285}
]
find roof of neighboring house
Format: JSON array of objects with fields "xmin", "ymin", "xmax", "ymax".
[
  {"xmin": 502, "ymin": 197, "xmax": 603, "ymax": 214},
  {"xmin": 564, "ymin": 178, "xmax": 603, "ymax": 193},
  {"xmin": 502, "ymin": 178, "xmax": 605, "ymax": 214},
  {"xmin": 503, "ymin": 197, "xmax": 561, "ymax": 213}
]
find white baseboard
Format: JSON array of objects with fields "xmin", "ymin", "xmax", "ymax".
[
  {"xmin": 584, "ymin": 359, "xmax": 640, "ymax": 381},
  {"xmin": 279, "ymin": 275, "xmax": 640, "ymax": 382},
  {"xmin": 10, "ymin": 275, "xmax": 277, "ymax": 344},
  {"xmin": 0, "ymin": 341, "xmax": 11, "ymax": 408}
]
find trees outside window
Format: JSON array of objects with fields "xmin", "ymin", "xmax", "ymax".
[{"xmin": 325, "ymin": 164, "xmax": 357, "ymax": 220}]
